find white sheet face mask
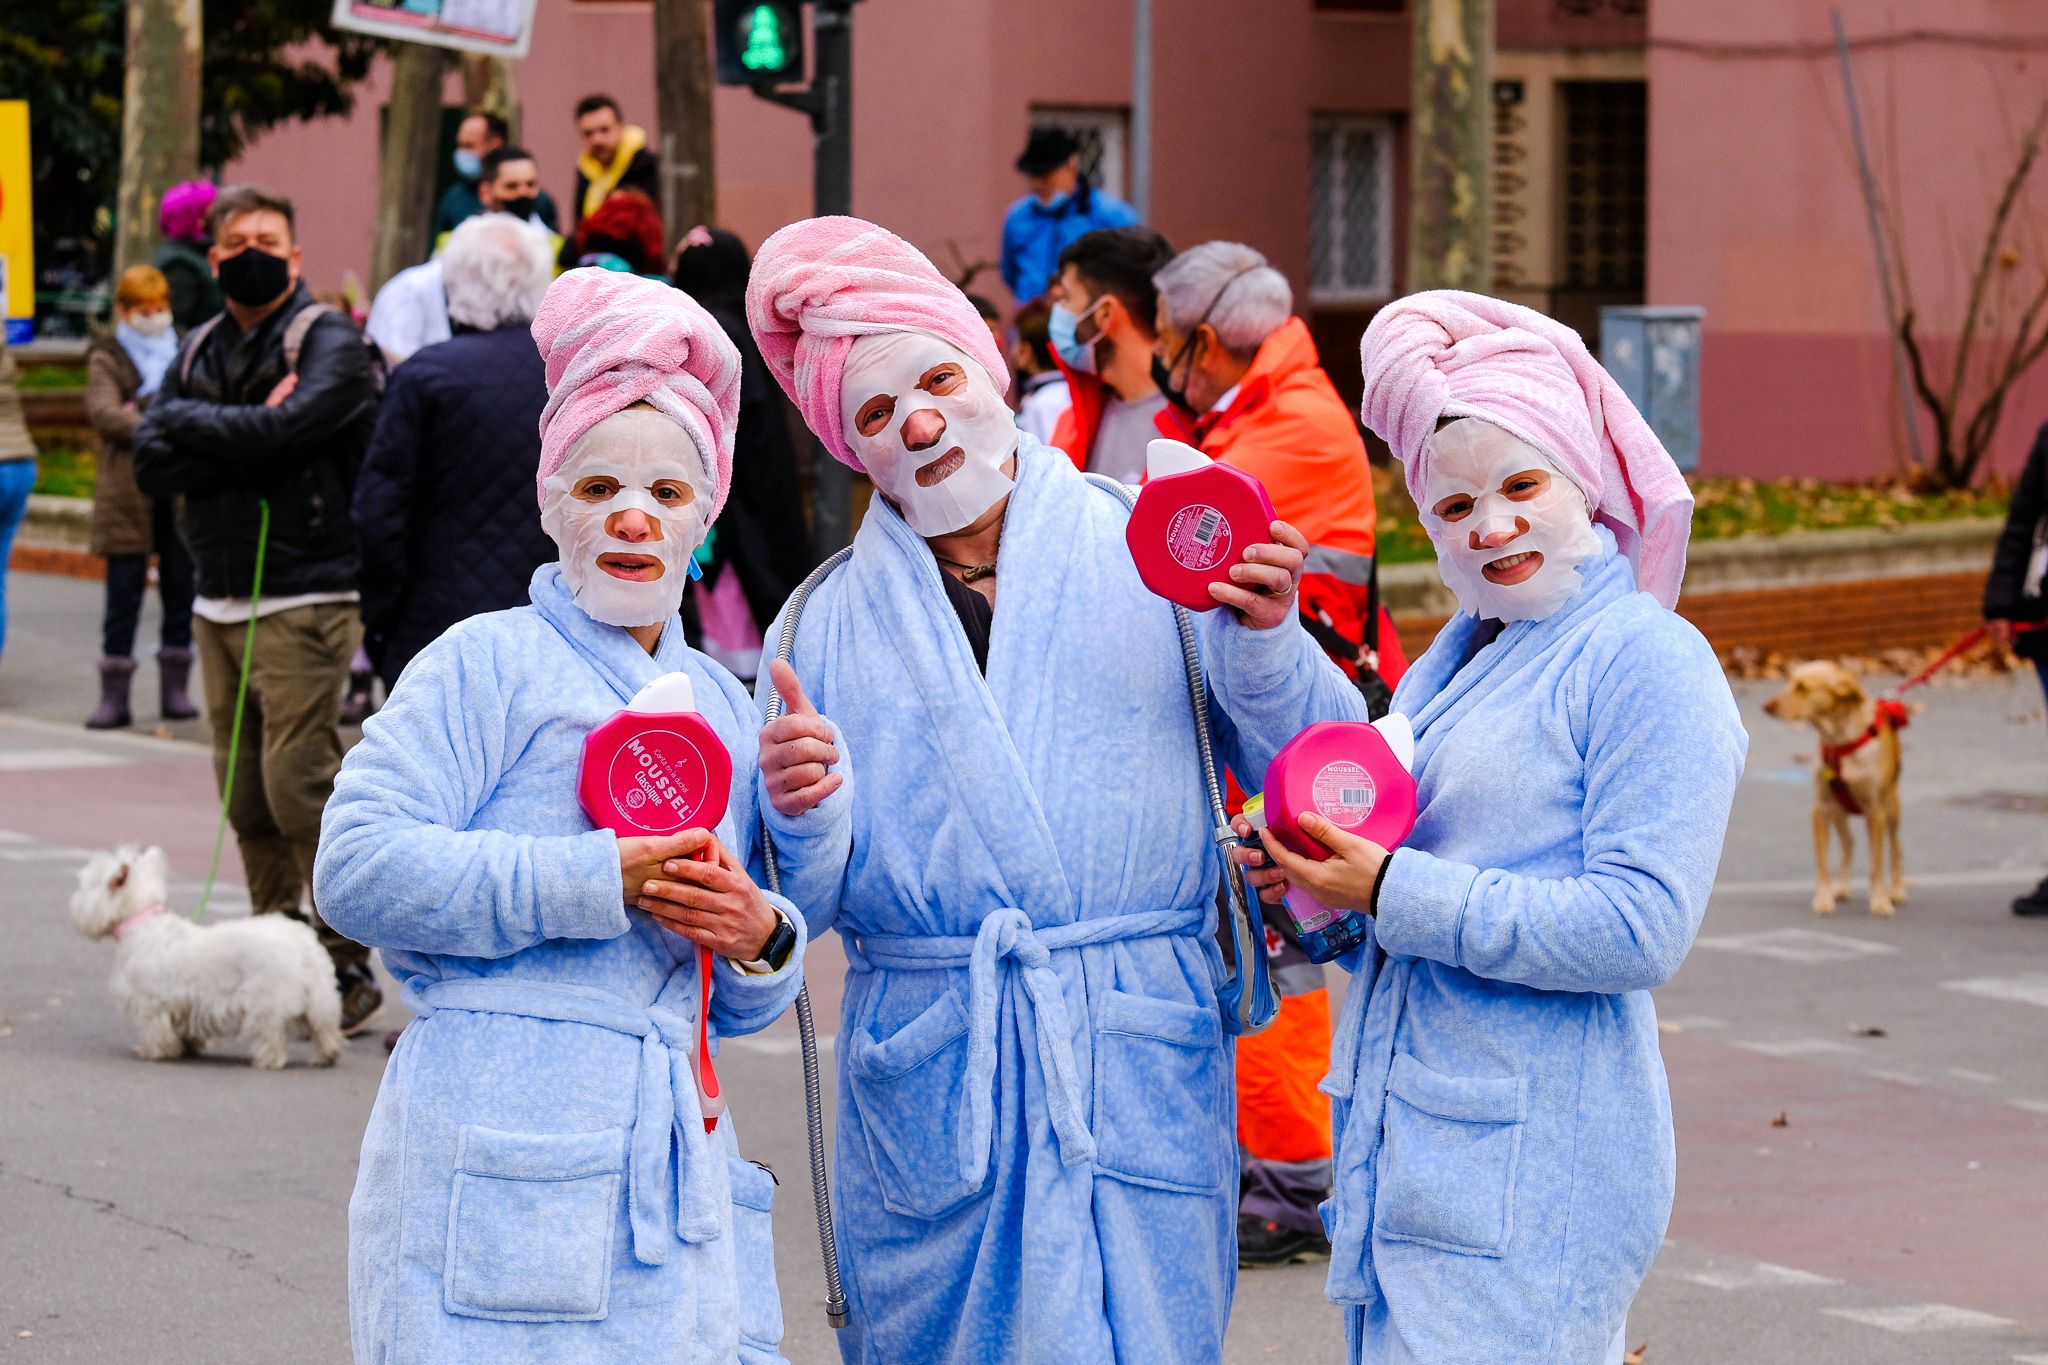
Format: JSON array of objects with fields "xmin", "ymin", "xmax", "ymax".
[
  {"xmin": 840, "ymin": 332, "xmax": 1017, "ymax": 536},
  {"xmin": 1418, "ymin": 418, "xmax": 1602, "ymax": 623},
  {"xmin": 540, "ymin": 407, "xmax": 713, "ymax": 628}
]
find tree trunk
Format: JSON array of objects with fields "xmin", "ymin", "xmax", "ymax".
[
  {"xmin": 652, "ymin": 0, "xmax": 717, "ymax": 258},
  {"xmin": 1409, "ymin": 0, "xmax": 1493, "ymax": 291},
  {"xmin": 369, "ymin": 42, "xmax": 450, "ymax": 295},
  {"xmin": 115, "ymin": 0, "xmax": 202, "ymax": 279}
]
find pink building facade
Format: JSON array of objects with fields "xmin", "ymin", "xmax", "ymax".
[{"xmin": 229, "ymin": 0, "xmax": 2048, "ymax": 482}]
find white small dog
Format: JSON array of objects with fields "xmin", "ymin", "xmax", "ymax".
[{"xmin": 68, "ymin": 846, "xmax": 345, "ymax": 1069}]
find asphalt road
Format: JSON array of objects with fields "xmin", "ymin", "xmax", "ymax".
[{"xmin": 4, "ymin": 569, "xmax": 2046, "ymax": 1363}]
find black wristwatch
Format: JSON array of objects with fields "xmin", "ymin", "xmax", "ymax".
[{"xmin": 735, "ymin": 907, "xmax": 798, "ymax": 975}]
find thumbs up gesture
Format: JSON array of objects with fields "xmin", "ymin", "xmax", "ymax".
[{"xmin": 760, "ymin": 658, "xmax": 844, "ymax": 818}]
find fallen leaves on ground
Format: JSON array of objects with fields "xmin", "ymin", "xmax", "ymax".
[
  {"xmin": 1623, "ymin": 1342, "xmax": 1647, "ymax": 1364},
  {"xmin": 1723, "ymin": 634, "xmax": 2023, "ymax": 682},
  {"xmin": 1850, "ymin": 1023, "xmax": 1887, "ymax": 1037},
  {"xmin": 1771, "ymin": 1111, "xmax": 1790, "ymax": 1128}
]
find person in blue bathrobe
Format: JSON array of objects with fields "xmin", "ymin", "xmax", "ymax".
[
  {"xmin": 316, "ymin": 270, "xmax": 805, "ymax": 1364},
  {"xmin": 742, "ymin": 218, "xmax": 1368, "ymax": 1363},
  {"xmin": 1235, "ymin": 291, "xmax": 1749, "ymax": 1364}
]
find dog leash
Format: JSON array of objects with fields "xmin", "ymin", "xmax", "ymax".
[
  {"xmin": 195, "ymin": 498, "xmax": 269, "ymax": 922},
  {"xmin": 1882, "ymin": 621, "xmax": 2044, "ymax": 701}
]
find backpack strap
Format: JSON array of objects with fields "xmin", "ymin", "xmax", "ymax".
[
  {"xmin": 281, "ymin": 302, "xmax": 335, "ymax": 372},
  {"xmin": 175, "ymin": 314, "xmax": 227, "ymax": 390}
]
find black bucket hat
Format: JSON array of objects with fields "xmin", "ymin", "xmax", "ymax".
[{"xmin": 1016, "ymin": 126, "xmax": 1080, "ymax": 176}]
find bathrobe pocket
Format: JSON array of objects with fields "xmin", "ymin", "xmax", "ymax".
[
  {"xmin": 1092, "ymin": 988, "xmax": 1229, "ymax": 1193},
  {"xmin": 1374, "ymin": 1054, "xmax": 1526, "ymax": 1256},
  {"xmin": 847, "ymin": 988, "xmax": 981, "ymax": 1219},
  {"xmin": 728, "ymin": 1157, "xmax": 787, "ymax": 1362},
  {"xmin": 442, "ymin": 1124, "xmax": 626, "ymax": 1322}
]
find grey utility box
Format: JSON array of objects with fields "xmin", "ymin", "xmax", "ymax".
[{"xmin": 1600, "ymin": 305, "xmax": 1703, "ymax": 472}]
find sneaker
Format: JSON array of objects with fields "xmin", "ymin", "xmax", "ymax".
[
  {"xmin": 338, "ymin": 965, "xmax": 385, "ymax": 1036},
  {"xmin": 2014, "ymin": 878, "xmax": 2048, "ymax": 917},
  {"xmin": 1237, "ymin": 1213, "xmax": 1331, "ymax": 1268}
]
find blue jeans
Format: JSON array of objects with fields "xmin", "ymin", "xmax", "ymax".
[{"xmin": 0, "ymin": 458, "xmax": 36, "ymax": 665}]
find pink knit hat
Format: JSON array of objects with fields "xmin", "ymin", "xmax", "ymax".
[
  {"xmin": 159, "ymin": 181, "xmax": 217, "ymax": 244},
  {"xmin": 1358, "ymin": 289, "xmax": 1694, "ymax": 609},
  {"xmin": 531, "ymin": 268, "xmax": 742, "ymax": 517},
  {"xmin": 745, "ymin": 216, "xmax": 1011, "ymax": 472}
]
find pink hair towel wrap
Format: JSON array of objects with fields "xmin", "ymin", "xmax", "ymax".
[
  {"xmin": 531, "ymin": 267, "xmax": 742, "ymax": 517},
  {"xmin": 745, "ymin": 216, "xmax": 1012, "ymax": 472},
  {"xmin": 1358, "ymin": 289, "xmax": 1694, "ymax": 609}
]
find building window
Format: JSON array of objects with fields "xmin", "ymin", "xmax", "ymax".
[
  {"xmin": 1310, "ymin": 116, "xmax": 1395, "ymax": 304},
  {"xmin": 1028, "ymin": 107, "xmax": 1129, "ymax": 201},
  {"xmin": 1558, "ymin": 81, "xmax": 1646, "ymax": 284}
]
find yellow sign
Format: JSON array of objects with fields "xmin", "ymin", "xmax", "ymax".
[{"xmin": 0, "ymin": 101, "xmax": 33, "ymax": 342}]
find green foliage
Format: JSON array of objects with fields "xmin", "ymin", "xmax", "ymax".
[
  {"xmin": 31, "ymin": 444, "xmax": 96, "ymax": 500},
  {"xmin": 0, "ymin": 0, "xmax": 380, "ymax": 280}
]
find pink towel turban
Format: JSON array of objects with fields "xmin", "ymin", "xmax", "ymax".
[
  {"xmin": 1358, "ymin": 289, "xmax": 1694, "ymax": 609},
  {"xmin": 531, "ymin": 267, "xmax": 742, "ymax": 517},
  {"xmin": 159, "ymin": 181, "xmax": 217, "ymax": 244},
  {"xmin": 745, "ymin": 216, "xmax": 1011, "ymax": 472}
]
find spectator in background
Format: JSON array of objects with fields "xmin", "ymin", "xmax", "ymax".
[
  {"xmin": 573, "ymin": 187, "xmax": 666, "ymax": 275},
  {"xmin": 671, "ymin": 225, "xmax": 814, "ymax": 682},
  {"xmin": 81, "ymin": 265, "xmax": 198, "ymax": 729},
  {"xmin": 1000, "ymin": 127, "xmax": 1138, "ymax": 303},
  {"xmin": 433, "ymin": 146, "xmax": 565, "ymax": 261},
  {"xmin": 154, "ymin": 180, "xmax": 224, "ymax": 332},
  {"xmin": 1985, "ymin": 416, "xmax": 2048, "ymax": 918},
  {"xmin": 1152, "ymin": 240, "xmax": 1406, "ymax": 1268},
  {"xmin": 353, "ymin": 216, "xmax": 557, "ymax": 689},
  {"xmin": 134, "ymin": 184, "xmax": 383, "ymax": 1032},
  {"xmin": 0, "ymin": 340, "xmax": 35, "ymax": 671},
  {"xmin": 966, "ymin": 292, "xmax": 1005, "ymax": 353},
  {"xmin": 434, "ymin": 110, "xmax": 560, "ymax": 237},
  {"xmin": 565, "ymin": 94, "xmax": 660, "ymax": 266},
  {"xmin": 1009, "ymin": 296, "xmax": 1070, "ymax": 445},
  {"xmin": 1045, "ymin": 226, "xmax": 1175, "ymax": 484}
]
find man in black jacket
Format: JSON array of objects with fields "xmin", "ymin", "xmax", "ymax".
[
  {"xmin": 1985, "ymin": 417, "xmax": 2048, "ymax": 917},
  {"xmin": 353, "ymin": 213, "xmax": 558, "ymax": 687},
  {"xmin": 563, "ymin": 93, "xmax": 661, "ymax": 268},
  {"xmin": 134, "ymin": 185, "xmax": 383, "ymax": 1027}
]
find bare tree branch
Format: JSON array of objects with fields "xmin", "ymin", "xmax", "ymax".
[{"xmin": 1948, "ymin": 102, "xmax": 2048, "ymax": 406}]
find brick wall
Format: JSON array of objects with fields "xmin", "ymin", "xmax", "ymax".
[{"xmin": 1391, "ymin": 570, "xmax": 1988, "ymax": 663}]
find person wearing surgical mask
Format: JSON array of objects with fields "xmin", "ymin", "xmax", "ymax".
[
  {"xmin": 317, "ymin": 267, "xmax": 803, "ymax": 1364},
  {"xmin": 1232, "ymin": 291, "xmax": 1747, "ymax": 1365},
  {"xmin": 434, "ymin": 110, "xmax": 562, "ymax": 238},
  {"xmin": 1042, "ymin": 226, "xmax": 1178, "ymax": 485},
  {"xmin": 744, "ymin": 217, "xmax": 1367, "ymax": 1364}
]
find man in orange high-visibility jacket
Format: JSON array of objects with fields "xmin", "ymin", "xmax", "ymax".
[{"xmin": 1153, "ymin": 241, "xmax": 1407, "ymax": 1267}]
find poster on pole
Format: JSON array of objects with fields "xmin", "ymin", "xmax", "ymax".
[
  {"xmin": 0, "ymin": 101, "xmax": 34, "ymax": 344},
  {"xmin": 330, "ymin": 0, "xmax": 539, "ymax": 59}
]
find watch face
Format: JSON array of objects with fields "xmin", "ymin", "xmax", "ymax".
[{"xmin": 762, "ymin": 916, "xmax": 797, "ymax": 971}]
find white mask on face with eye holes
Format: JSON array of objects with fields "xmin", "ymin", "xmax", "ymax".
[
  {"xmin": 539, "ymin": 407, "xmax": 713, "ymax": 628},
  {"xmin": 1418, "ymin": 417, "xmax": 1602, "ymax": 623},
  {"xmin": 840, "ymin": 331, "xmax": 1018, "ymax": 537}
]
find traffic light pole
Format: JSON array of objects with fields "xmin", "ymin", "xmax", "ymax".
[{"xmin": 752, "ymin": 0, "xmax": 857, "ymax": 554}]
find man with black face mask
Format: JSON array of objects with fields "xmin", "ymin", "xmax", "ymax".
[{"xmin": 134, "ymin": 184, "xmax": 384, "ymax": 1035}]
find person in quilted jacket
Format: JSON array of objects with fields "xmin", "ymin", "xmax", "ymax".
[{"xmin": 353, "ymin": 214, "xmax": 559, "ymax": 687}]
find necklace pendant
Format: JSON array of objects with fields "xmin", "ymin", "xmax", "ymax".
[{"xmin": 961, "ymin": 563, "xmax": 997, "ymax": 583}]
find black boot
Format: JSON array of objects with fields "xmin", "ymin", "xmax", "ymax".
[
  {"xmin": 85, "ymin": 657, "xmax": 137, "ymax": 730},
  {"xmin": 1237, "ymin": 1213, "xmax": 1331, "ymax": 1268},
  {"xmin": 338, "ymin": 668, "xmax": 377, "ymax": 727},
  {"xmin": 157, "ymin": 647, "xmax": 200, "ymax": 720},
  {"xmin": 2013, "ymin": 877, "xmax": 2048, "ymax": 917}
]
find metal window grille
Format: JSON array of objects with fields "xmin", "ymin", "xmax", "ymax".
[
  {"xmin": 1559, "ymin": 81, "xmax": 1646, "ymax": 293},
  {"xmin": 1028, "ymin": 107, "xmax": 1128, "ymax": 200},
  {"xmin": 1310, "ymin": 117, "xmax": 1394, "ymax": 304}
]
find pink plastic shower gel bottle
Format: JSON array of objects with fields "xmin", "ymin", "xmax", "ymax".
[
  {"xmin": 1255, "ymin": 715, "xmax": 1419, "ymax": 964},
  {"xmin": 577, "ymin": 671, "xmax": 732, "ymax": 1131},
  {"xmin": 1126, "ymin": 438, "xmax": 1279, "ymax": 612}
]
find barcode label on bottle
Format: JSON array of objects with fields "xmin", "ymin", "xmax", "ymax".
[
  {"xmin": 1339, "ymin": 787, "xmax": 1373, "ymax": 807},
  {"xmin": 1193, "ymin": 508, "xmax": 1222, "ymax": 544}
]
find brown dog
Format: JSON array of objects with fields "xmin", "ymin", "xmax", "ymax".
[{"xmin": 1763, "ymin": 661, "xmax": 1907, "ymax": 917}]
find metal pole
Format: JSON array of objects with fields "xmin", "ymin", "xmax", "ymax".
[
  {"xmin": 808, "ymin": 1, "xmax": 856, "ymax": 553},
  {"xmin": 1830, "ymin": 8, "xmax": 1926, "ymax": 473},
  {"xmin": 1130, "ymin": 0, "xmax": 1151, "ymax": 219}
]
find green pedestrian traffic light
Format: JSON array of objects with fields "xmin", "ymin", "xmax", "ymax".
[{"xmin": 716, "ymin": 0, "xmax": 804, "ymax": 85}]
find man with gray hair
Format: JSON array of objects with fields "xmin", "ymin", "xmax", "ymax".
[
  {"xmin": 1153, "ymin": 240, "xmax": 1409, "ymax": 1270},
  {"xmin": 351, "ymin": 215, "xmax": 559, "ymax": 688}
]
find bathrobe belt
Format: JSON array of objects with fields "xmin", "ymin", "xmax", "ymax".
[
  {"xmin": 404, "ymin": 975, "xmax": 726, "ymax": 1266},
  {"xmin": 845, "ymin": 904, "xmax": 1207, "ymax": 1190}
]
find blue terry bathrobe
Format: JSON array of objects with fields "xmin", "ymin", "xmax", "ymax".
[
  {"xmin": 1321, "ymin": 533, "xmax": 1746, "ymax": 1364},
  {"xmin": 759, "ymin": 437, "xmax": 1366, "ymax": 1364},
  {"xmin": 316, "ymin": 564, "xmax": 806, "ymax": 1365}
]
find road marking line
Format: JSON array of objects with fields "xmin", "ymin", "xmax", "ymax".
[
  {"xmin": 1943, "ymin": 975, "xmax": 2048, "ymax": 1010},
  {"xmin": 1824, "ymin": 1304, "xmax": 2014, "ymax": 1332},
  {"xmin": 1947, "ymin": 1067, "xmax": 2001, "ymax": 1084},
  {"xmin": 1657, "ymin": 1014, "xmax": 1729, "ymax": 1031},
  {"xmin": 1736, "ymin": 1038, "xmax": 1862, "ymax": 1059},
  {"xmin": 1864, "ymin": 1069, "xmax": 1925, "ymax": 1087},
  {"xmin": 1681, "ymin": 1261, "xmax": 1838, "ymax": 1291},
  {"xmin": 1714, "ymin": 868, "xmax": 2038, "ymax": 895},
  {"xmin": 2008, "ymin": 1099, "xmax": 2048, "ymax": 1117},
  {"xmin": 0, "ymin": 748, "xmax": 130, "ymax": 771},
  {"xmin": 0, "ymin": 712, "xmax": 209, "ymax": 755},
  {"xmin": 1695, "ymin": 927, "xmax": 1899, "ymax": 964},
  {"xmin": 2010, "ymin": 1353, "xmax": 2048, "ymax": 1363}
]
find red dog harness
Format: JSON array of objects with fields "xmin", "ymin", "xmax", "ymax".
[{"xmin": 1819, "ymin": 699, "xmax": 1910, "ymax": 816}]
